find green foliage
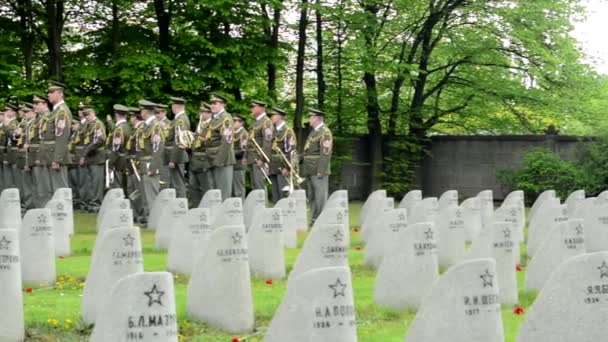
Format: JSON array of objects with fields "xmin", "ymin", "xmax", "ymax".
[
  {"xmin": 382, "ymin": 136, "xmax": 425, "ymax": 198},
  {"xmin": 575, "ymin": 135, "xmax": 608, "ymax": 196},
  {"xmin": 497, "ymin": 149, "xmax": 586, "ymax": 204}
]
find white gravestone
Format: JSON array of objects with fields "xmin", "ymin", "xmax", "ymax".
[
  {"xmin": 491, "ymin": 222, "xmax": 518, "ymax": 305},
  {"xmin": 167, "ymin": 208, "xmax": 212, "ymax": 275},
  {"xmin": 212, "ymin": 198, "xmax": 245, "ymax": 229},
  {"xmin": 582, "ymin": 203, "xmax": 608, "ymax": 253},
  {"xmin": 197, "ymin": 189, "xmax": 222, "ymax": 222},
  {"xmin": 398, "ymin": 190, "xmax": 422, "ymax": 219},
  {"xmin": 275, "ymin": 198, "xmax": 298, "ymax": 249},
  {"xmin": 248, "ymin": 208, "xmax": 285, "ymax": 279},
  {"xmin": 0, "ymin": 189, "xmax": 21, "ymax": 230},
  {"xmin": 361, "ymin": 197, "xmax": 394, "ymax": 243},
  {"xmin": 0, "ymin": 229, "xmax": 24, "ymax": 342},
  {"xmin": 374, "ymin": 222, "xmax": 438, "ymax": 310},
  {"xmin": 518, "ymin": 252, "xmax": 608, "ymax": 342},
  {"xmin": 98, "ymin": 209, "xmax": 134, "ymax": 235},
  {"xmin": 502, "ymin": 190, "xmax": 524, "ymax": 205},
  {"xmin": 360, "ymin": 190, "xmax": 386, "ymax": 228},
  {"xmin": 288, "ymin": 224, "xmax": 349, "ymax": 288},
  {"xmin": 526, "ymin": 219, "xmax": 585, "ymax": 290},
  {"xmin": 148, "ymin": 188, "xmax": 176, "ymax": 231},
  {"xmin": 461, "ymin": 197, "xmax": 482, "ymax": 242},
  {"xmin": 529, "ymin": 189, "xmax": 556, "ymax": 223},
  {"xmin": 288, "ymin": 189, "xmax": 308, "ymax": 232},
  {"xmin": 527, "ymin": 201, "xmax": 567, "ymax": 257},
  {"xmin": 325, "ymin": 190, "xmax": 348, "ymax": 211},
  {"xmin": 97, "ymin": 199, "xmax": 130, "ymax": 232},
  {"xmin": 187, "ymin": 226, "xmax": 254, "ymax": 333},
  {"xmin": 98, "ymin": 188, "xmax": 124, "ymax": 223},
  {"xmin": 313, "ymin": 207, "xmax": 349, "ymax": 247},
  {"xmin": 476, "ymin": 190, "xmax": 494, "ymax": 229},
  {"xmin": 364, "ymin": 208, "xmax": 408, "ymax": 268},
  {"xmin": 265, "ymin": 266, "xmax": 357, "ymax": 342},
  {"xmin": 409, "ymin": 197, "xmax": 439, "ymax": 224},
  {"xmin": 155, "ymin": 198, "xmax": 188, "ymax": 250},
  {"xmin": 404, "ymin": 258, "xmax": 504, "ymax": 342},
  {"xmin": 438, "ymin": 190, "xmax": 458, "ymax": 211},
  {"xmin": 244, "ymin": 189, "xmax": 267, "ymax": 230},
  {"xmin": 51, "ymin": 188, "xmax": 74, "ymax": 235},
  {"xmin": 90, "ymin": 272, "xmax": 178, "ymax": 342},
  {"xmin": 45, "ymin": 199, "xmax": 71, "ymax": 256},
  {"xmin": 493, "ymin": 204, "xmax": 524, "ymax": 263},
  {"xmin": 565, "ymin": 190, "xmax": 585, "ymax": 216},
  {"xmin": 82, "ymin": 227, "xmax": 144, "ymax": 324},
  {"xmin": 436, "ymin": 206, "xmax": 466, "ymax": 268},
  {"xmin": 20, "ymin": 209, "xmax": 56, "ymax": 286}
]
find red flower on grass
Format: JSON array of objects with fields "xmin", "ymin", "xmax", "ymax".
[
  {"xmin": 25, "ymin": 288, "xmax": 33, "ymax": 293},
  {"xmin": 231, "ymin": 338, "xmax": 240, "ymax": 342},
  {"xmin": 58, "ymin": 256, "xmax": 65, "ymax": 259},
  {"xmin": 265, "ymin": 279, "xmax": 273, "ymax": 285},
  {"xmin": 516, "ymin": 265, "xmax": 523, "ymax": 272},
  {"xmin": 353, "ymin": 228, "xmax": 360, "ymax": 233},
  {"xmin": 355, "ymin": 246, "xmax": 362, "ymax": 251},
  {"xmin": 513, "ymin": 306, "xmax": 525, "ymax": 315}
]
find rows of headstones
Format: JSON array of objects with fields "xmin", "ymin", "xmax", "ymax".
[{"xmin": 1, "ymin": 185, "xmax": 606, "ymax": 341}]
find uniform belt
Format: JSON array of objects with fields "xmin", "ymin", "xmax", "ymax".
[
  {"xmin": 138, "ymin": 156, "xmax": 152, "ymax": 160},
  {"xmin": 42, "ymin": 141, "xmax": 56, "ymax": 145},
  {"xmin": 9, "ymin": 147, "xmax": 18, "ymax": 150},
  {"xmin": 75, "ymin": 146, "xmax": 85, "ymax": 149},
  {"xmin": 304, "ymin": 155, "xmax": 321, "ymax": 159},
  {"xmin": 117, "ymin": 153, "xmax": 128, "ymax": 157},
  {"xmin": 193, "ymin": 152, "xmax": 207, "ymax": 156},
  {"xmin": 29, "ymin": 144, "xmax": 40, "ymax": 147},
  {"xmin": 164, "ymin": 146, "xmax": 175, "ymax": 150}
]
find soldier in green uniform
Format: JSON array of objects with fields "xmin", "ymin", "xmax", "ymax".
[
  {"xmin": 302, "ymin": 109, "xmax": 333, "ymax": 223},
  {"xmin": 126, "ymin": 107, "xmax": 146, "ymax": 223},
  {"xmin": 14, "ymin": 104, "xmax": 28, "ymax": 209},
  {"xmin": 207, "ymin": 94, "xmax": 236, "ymax": 199},
  {"xmin": 21, "ymin": 103, "xmax": 40, "ymax": 209},
  {"xmin": 44, "ymin": 81, "xmax": 73, "ymax": 194},
  {"xmin": 168, "ymin": 97, "xmax": 190, "ymax": 198},
  {"xmin": 71, "ymin": 105, "xmax": 90, "ymax": 210},
  {"xmin": 80, "ymin": 107, "xmax": 106, "ymax": 212},
  {"xmin": 138, "ymin": 100, "xmax": 165, "ymax": 222},
  {"xmin": 232, "ymin": 114, "xmax": 248, "ymax": 200},
  {"xmin": 155, "ymin": 103, "xmax": 171, "ymax": 190},
  {"xmin": 0, "ymin": 110, "xmax": 5, "ymax": 191},
  {"xmin": 189, "ymin": 102, "xmax": 214, "ymax": 207},
  {"xmin": 2, "ymin": 103, "xmax": 19, "ymax": 190},
  {"xmin": 269, "ymin": 107, "xmax": 297, "ymax": 203},
  {"xmin": 107, "ymin": 104, "xmax": 131, "ymax": 191},
  {"xmin": 32, "ymin": 94, "xmax": 52, "ymax": 207},
  {"xmin": 246, "ymin": 100, "xmax": 273, "ymax": 191}
]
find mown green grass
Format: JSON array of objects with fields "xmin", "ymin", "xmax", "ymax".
[{"xmin": 22, "ymin": 202, "xmax": 536, "ymax": 341}]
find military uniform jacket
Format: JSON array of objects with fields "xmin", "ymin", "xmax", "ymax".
[
  {"xmin": 127, "ymin": 121, "xmax": 145, "ymax": 164},
  {"xmin": 246, "ymin": 114, "xmax": 273, "ymax": 165},
  {"xmin": 82, "ymin": 118, "xmax": 107, "ymax": 165},
  {"xmin": 70, "ymin": 120, "xmax": 89, "ymax": 165},
  {"xmin": 168, "ymin": 113, "xmax": 190, "ymax": 164},
  {"xmin": 207, "ymin": 111, "xmax": 236, "ymax": 168},
  {"xmin": 40, "ymin": 102, "xmax": 72, "ymax": 165},
  {"xmin": 108, "ymin": 120, "xmax": 131, "ymax": 172},
  {"xmin": 159, "ymin": 117, "xmax": 173, "ymax": 165},
  {"xmin": 191, "ymin": 118, "xmax": 211, "ymax": 172},
  {"xmin": 270, "ymin": 124, "xmax": 297, "ymax": 175},
  {"xmin": 233, "ymin": 127, "xmax": 248, "ymax": 171},
  {"xmin": 137, "ymin": 118, "xmax": 164, "ymax": 175},
  {"xmin": 28, "ymin": 116, "xmax": 42, "ymax": 168},
  {"xmin": 15, "ymin": 119, "xmax": 28, "ymax": 169},
  {"xmin": 3, "ymin": 118, "xmax": 19, "ymax": 165},
  {"xmin": 302, "ymin": 124, "xmax": 333, "ymax": 177}
]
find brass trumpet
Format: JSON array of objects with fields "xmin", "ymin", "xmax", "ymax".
[
  {"xmin": 274, "ymin": 146, "xmax": 304, "ymax": 193},
  {"xmin": 177, "ymin": 125, "xmax": 195, "ymax": 149},
  {"xmin": 250, "ymin": 138, "xmax": 273, "ymax": 185}
]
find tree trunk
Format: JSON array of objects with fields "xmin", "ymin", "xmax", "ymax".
[
  {"xmin": 111, "ymin": 0, "xmax": 120, "ymax": 62},
  {"xmin": 154, "ymin": 0, "xmax": 172, "ymax": 92},
  {"xmin": 294, "ymin": 0, "xmax": 309, "ymax": 147},
  {"xmin": 315, "ymin": 0, "xmax": 325, "ymax": 110},
  {"xmin": 264, "ymin": 3, "xmax": 281, "ymax": 101},
  {"xmin": 45, "ymin": 0, "xmax": 65, "ymax": 80},
  {"xmin": 17, "ymin": 0, "xmax": 34, "ymax": 81},
  {"xmin": 334, "ymin": 0, "xmax": 345, "ymax": 134}
]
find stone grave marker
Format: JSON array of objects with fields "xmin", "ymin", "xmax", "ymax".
[
  {"xmin": 360, "ymin": 190, "xmax": 386, "ymax": 228},
  {"xmin": 364, "ymin": 208, "xmax": 408, "ymax": 268},
  {"xmin": 491, "ymin": 222, "xmax": 518, "ymax": 305},
  {"xmin": 565, "ymin": 190, "xmax": 585, "ymax": 216},
  {"xmin": 288, "ymin": 189, "xmax": 308, "ymax": 232},
  {"xmin": 409, "ymin": 197, "xmax": 439, "ymax": 224},
  {"xmin": 20, "ymin": 209, "xmax": 55, "ymax": 286},
  {"xmin": 526, "ymin": 219, "xmax": 585, "ymax": 290},
  {"xmin": 90, "ymin": 272, "xmax": 178, "ymax": 342},
  {"xmin": 461, "ymin": 197, "xmax": 482, "ymax": 242},
  {"xmin": 582, "ymin": 203, "xmax": 608, "ymax": 252},
  {"xmin": 167, "ymin": 208, "xmax": 212, "ymax": 275},
  {"xmin": 288, "ymin": 223, "xmax": 348, "ymax": 288},
  {"xmin": 477, "ymin": 190, "xmax": 494, "ymax": 229},
  {"xmin": 98, "ymin": 188, "xmax": 124, "ymax": 222},
  {"xmin": 398, "ymin": 190, "xmax": 422, "ymax": 219},
  {"xmin": 325, "ymin": 190, "xmax": 348, "ymax": 211},
  {"xmin": 51, "ymin": 188, "xmax": 74, "ymax": 235},
  {"xmin": 436, "ymin": 206, "xmax": 466, "ymax": 268},
  {"xmin": 361, "ymin": 197, "xmax": 394, "ymax": 243},
  {"xmin": 244, "ymin": 189, "xmax": 267, "ymax": 230},
  {"xmin": 197, "ymin": 189, "xmax": 222, "ymax": 222},
  {"xmin": 275, "ymin": 198, "xmax": 298, "ymax": 249},
  {"xmin": 45, "ymin": 199, "xmax": 71, "ymax": 256},
  {"xmin": 518, "ymin": 252, "xmax": 608, "ymax": 342},
  {"xmin": 96, "ymin": 199, "xmax": 130, "ymax": 232},
  {"xmin": 404, "ymin": 258, "xmax": 504, "ymax": 342},
  {"xmin": 0, "ymin": 188, "xmax": 21, "ymax": 230},
  {"xmin": 155, "ymin": 198, "xmax": 188, "ymax": 249},
  {"xmin": 374, "ymin": 222, "xmax": 438, "ymax": 310},
  {"xmin": 312, "ymin": 207, "xmax": 349, "ymax": 247},
  {"xmin": 529, "ymin": 189, "xmax": 556, "ymax": 222},
  {"xmin": 98, "ymin": 209, "xmax": 133, "ymax": 235},
  {"xmin": 212, "ymin": 198, "xmax": 244, "ymax": 229},
  {"xmin": 147, "ymin": 188, "xmax": 176, "ymax": 231},
  {"xmin": 527, "ymin": 201, "xmax": 567, "ymax": 257},
  {"xmin": 82, "ymin": 227, "xmax": 143, "ymax": 324},
  {"xmin": 265, "ymin": 266, "xmax": 357, "ymax": 342},
  {"xmin": 248, "ymin": 208, "xmax": 285, "ymax": 279},
  {"xmin": 0, "ymin": 229, "xmax": 24, "ymax": 341},
  {"xmin": 187, "ymin": 226, "xmax": 254, "ymax": 333},
  {"xmin": 438, "ymin": 190, "xmax": 458, "ymax": 211}
]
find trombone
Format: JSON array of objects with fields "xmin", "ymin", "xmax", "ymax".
[
  {"xmin": 250, "ymin": 138, "xmax": 272, "ymax": 185},
  {"xmin": 274, "ymin": 146, "xmax": 304, "ymax": 193}
]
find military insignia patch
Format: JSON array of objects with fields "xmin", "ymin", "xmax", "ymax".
[
  {"xmin": 152, "ymin": 130, "xmax": 161, "ymax": 153},
  {"xmin": 56, "ymin": 117, "xmax": 66, "ymax": 136},
  {"xmin": 264, "ymin": 127, "xmax": 273, "ymax": 141},
  {"xmin": 224, "ymin": 125, "xmax": 233, "ymax": 144},
  {"xmin": 113, "ymin": 133, "xmax": 122, "ymax": 151},
  {"xmin": 240, "ymin": 137, "xmax": 248, "ymax": 149},
  {"xmin": 322, "ymin": 135, "xmax": 333, "ymax": 155}
]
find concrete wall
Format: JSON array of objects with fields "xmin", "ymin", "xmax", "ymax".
[{"xmin": 336, "ymin": 134, "xmax": 585, "ymax": 201}]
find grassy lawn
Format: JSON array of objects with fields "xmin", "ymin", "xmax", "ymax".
[{"xmin": 22, "ymin": 202, "xmax": 536, "ymax": 341}]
